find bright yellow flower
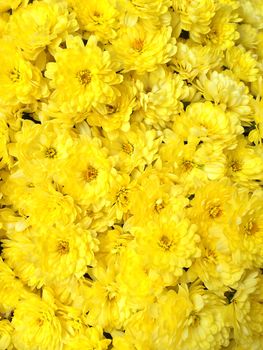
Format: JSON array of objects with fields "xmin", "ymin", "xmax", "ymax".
[
  {"xmin": 189, "ymin": 179, "xmax": 238, "ymax": 235},
  {"xmin": 224, "ymin": 271, "xmax": 259, "ymax": 343},
  {"xmin": 55, "ymin": 136, "xmax": 112, "ymax": 208},
  {"xmin": 201, "ymin": 5, "xmax": 240, "ymax": 50},
  {"xmin": 102, "ymin": 123, "xmax": 162, "ymax": 173},
  {"xmin": 132, "ymin": 217, "xmax": 200, "ymax": 284},
  {"xmin": 238, "ymin": 0, "xmax": 263, "ymax": 30},
  {"xmin": 177, "ymin": 283, "xmax": 230, "ymax": 350},
  {"xmin": 171, "ymin": 41, "xmax": 223, "ymax": 80},
  {"xmin": 87, "ymin": 79, "xmax": 137, "ymax": 132},
  {"xmin": 0, "ymin": 40, "xmax": 48, "ymax": 106},
  {"xmin": 197, "ymin": 71, "xmax": 252, "ymax": 119},
  {"xmin": 227, "ymin": 189, "xmax": 263, "ymax": 269},
  {"xmin": 63, "ymin": 325, "xmax": 110, "ymax": 350},
  {"xmin": 2, "ymin": 223, "xmax": 98, "ymax": 287},
  {"xmin": 175, "ymin": 101, "xmax": 243, "ymax": 151},
  {"xmin": 135, "ymin": 66, "xmax": 187, "ymax": 128},
  {"xmin": 70, "ymin": 0, "xmax": 119, "ymax": 42},
  {"xmin": 109, "ymin": 23, "xmax": 176, "ymax": 74},
  {"xmin": 9, "ymin": 120, "xmax": 75, "ymax": 181},
  {"xmin": 0, "ymin": 257, "xmax": 29, "ymax": 314},
  {"xmin": 8, "ymin": 0, "xmax": 78, "ymax": 60},
  {"xmin": 225, "ymin": 138, "xmax": 263, "ymax": 189},
  {"xmin": 237, "ymin": 24, "xmax": 258, "ymax": 51},
  {"xmin": 12, "ymin": 292, "xmax": 62, "ymax": 350},
  {"xmin": 45, "ymin": 35, "xmax": 122, "ymax": 113},
  {"xmin": 0, "ymin": 320, "xmax": 13, "ymax": 350},
  {"xmin": 173, "ymin": 0, "xmax": 215, "ymax": 42},
  {"xmin": 225, "ymin": 45, "xmax": 259, "ymax": 82}
]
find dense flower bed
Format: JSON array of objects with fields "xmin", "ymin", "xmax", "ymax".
[{"xmin": 0, "ymin": 0, "xmax": 263, "ymax": 349}]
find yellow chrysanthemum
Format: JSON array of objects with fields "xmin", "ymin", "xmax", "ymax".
[
  {"xmin": 135, "ymin": 66, "xmax": 187, "ymax": 128},
  {"xmin": 87, "ymin": 79, "xmax": 137, "ymax": 132},
  {"xmin": 175, "ymin": 101, "xmax": 243, "ymax": 151},
  {"xmin": 189, "ymin": 179, "xmax": 238, "ymax": 235},
  {"xmin": 201, "ymin": 5, "xmax": 240, "ymax": 50},
  {"xmin": 224, "ymin": 271, "xmax": 259, "ymax": 342},
  {"xmin": 55, "ymin": 136, "xmax": 112, "ymax": 208},
  {"xmin": 7, "ymin": 0, "xmax": 78, "ymax": 60},
  {"xmin": 238, "ymin": 0, "xmax": 263, "ymax": 30},
  {"xmin": 178, "ymin": 283, "xmax": 230, "ymax": 350},
  {"xmin": 197, "ymin": 71, "xmax": 251, "ymax": 119},
  {"xmin": 225, "ymin": 138, "xmax": 263, "ymax": 188},
  {"xmin": 0, "ymin": 257, "xmax": 29, "ymax": 314},
  {"xmin": 102, "ymin": 123, "xmax": 162, "ymax": 173},
  {"xmin": 160, "ymin": 130, "xmax": 226, "ymax": 186},
  {"xmin": 62, "ymin": 324, "xmax": 110, "ymax": 350},
  {"xmin": 84, "ymin": 265, "xmax": 131, "ymax": 331},
  {"xmin": 237, "ymin": 24, "xmax": 258, "ymax": 51},
  {"xmin": 70, "ymin": 0, "xmax": 119, "ymax": 42},
  {"xmin": 171, "ymin": 41, "xmax": 223, "ymax": 80},
  {"xmin": 226, "ymin": 190, "xmax": 263, "ymax": 269},
  {"xmin": 2, "ymin": 224, "xmax": 98, "ymax": 288},
  {"xmin": 173, "ymin": 0, "xmax": 215, "ymax": 42},
  {"xmin": 248, "ymin": 97, "xmax": 263, "ymax": 144},
  {"xmin": 225, "ymin": 45, "xmax": 259, "ymax": 82},
  {"xmin": 0, "ymin": 319, "xmax": 13, "ymax": 350},
  {"xmin": 45, "ymin": 35, "xmax": 122, "ymax": 113},
  {"xmin": 132, "ymin": 217, "xmax": 200, "ymax": 284},
  {"xmin": 109, "ymin": 23, "xmax": 176, "ymax": 74},
  {"xmin": 12, "ymin": 292, "xmax": 62, "ymax": 350},
  {"xmin": 0, "ymin": 40, "xmax": 48, "ymax": 106},
  {"xmin": 128, "ymin": 168, "xmax": 188, "ymax": 226},
  {"xmin": 9, "ymin": 120, "xmax": 75, "ymax": 181}
]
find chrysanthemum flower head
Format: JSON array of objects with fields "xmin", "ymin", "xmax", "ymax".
[
  {"xmin": 55, "ymin": 136, "xmax": 112, "ymax": 208},
  {"xmin": 177, "ymin": 282, "xmax": 230, "ymax": 350},
  {"xmin": 12, "ymin": 292, "xmax": 62, "ymax": 350},
  {"xmin": 171, "ymin": 41, "xmax": 223, "ymax": 80},
  {"xmin": 87, "ymin": 79, "xmax": 137, "ymax": 132},
  {"xmin": 132, "ymin": 216, "xmax": 200, "ymax": 284},
  {"xmin": 173, "ymin": 0, "xmax": 216, "ymax": 42},
  {"xmin": 45, "ymin": 35, "xmax": 122, "ymax": 114},
  {"xmin": 175, "ymin": 101, "xmax": 243, "ymax": 151},
  {"xmin": 0, "ymin": 40, "xmax": 48, "ymax": 106},
  {"xmin": 8, "ymin": 0, "xmax": 79, "ymax": 61},
  {"xmin": 225, "ymin": 45, "xmax": 259, "ymax": 82},
  {"xmin": 200, "ymin": 4, "xmax": 240, "ymax": 50},
  {"xmin": 109, "ymin": 23, "xmax": 176, "ymax": 74},
  {"xmin": 135, "ymin": 66, "xmax": 186, "ymax": 128},
  {"xmin": 70, "ymin": 0, "xmax": 119, "ymax": 42},
  {"xmin": 0, "ymin": 319, "xmax": 13, "ymax": 350},
  {"xmin": 197, "ymin": 71, "xmax": 251, "ymax": 119}
]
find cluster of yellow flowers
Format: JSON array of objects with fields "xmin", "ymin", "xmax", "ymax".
[{"xmin": 0, "ymin": 0, "xmax": 263, "ymax": 349}]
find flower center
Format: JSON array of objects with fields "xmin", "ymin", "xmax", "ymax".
[
  {"xmin": 57, "ymin": 240, "xmax": 70, "ymax": 255},
  {"xmin": 122, "ymin": 142, "xmax": 134, "ymax": 155},
  {"xmin": 45, "ymin": 147, "xmax": 57, "ymax": 158},
  {"xmin": 158, "ymin": 235, "xmax": 174, "ymax": 251},
  {"xmin": 132, "ymin": 39, "xmax": 144, "ymax": 52},
  {"xmin": 85, "ymin": 166, "xmax": 98, "ymax": 182},
  {"xmin": 244, "ymin": 220, "xmax": 258, "ymax": 235},
  {"xmin": 116, "ymin": 187, "xmax": 129, "ymax": 207},
  {"xmin": 154, "ymin": 200, "xmax": 165, "ymax": 213},
  {"xmin": 106, "ymin": 104, "xmax": 117, "ymax": 114},
  {"xmin": 182, "ymin": 160, "xmax": 194, "ymax": 172},
  {"xmin": 208, "ymin": 204, "xmax": 222, "ymax": 219},
  {"xmin": 77, "ymin": 69, "xmax": 92, "ymax": 86},
  {"xmin": 10, "ymin": 68, "xmax": 20, "ymax": 83},
  {"xmin": 231, "ymin": 160, "xmax": 242, "ymax": 172}
]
